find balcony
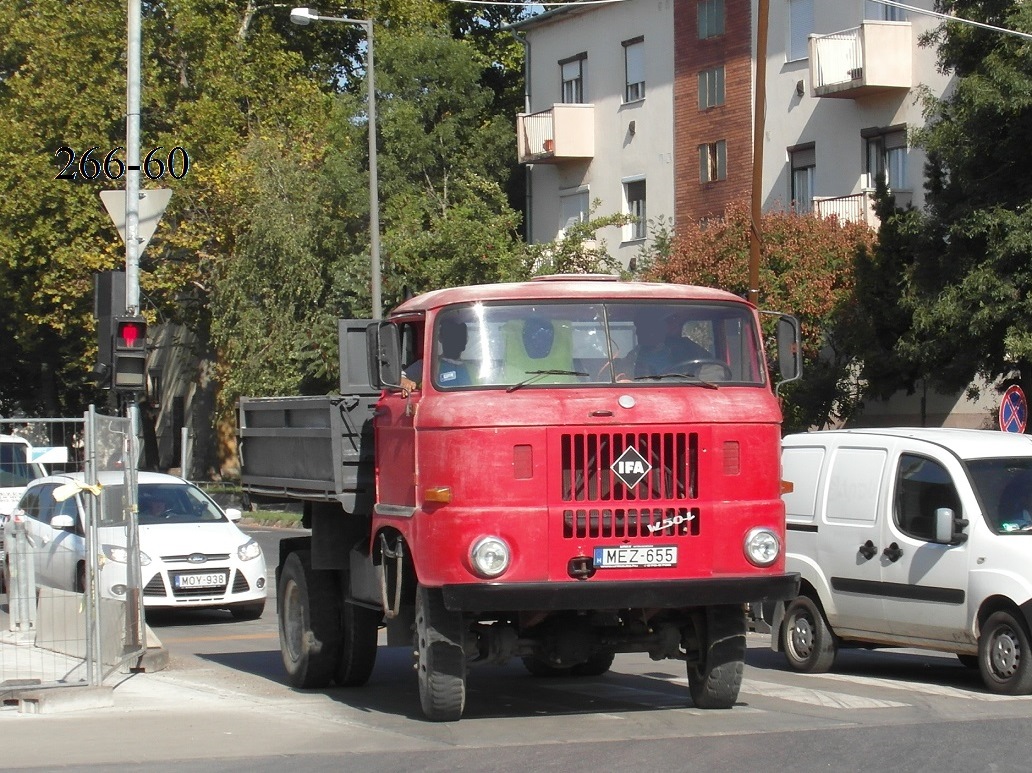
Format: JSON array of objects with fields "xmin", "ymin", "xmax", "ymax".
[
  {"xmin": 517, "ymin": 104, "xmax": 595, "ymax": 164},
  {"xmin": 809, "ymin": 21, "xmax": 913, "ymax": 99},
  {"xmin": 812, "ymin": 189, "xmax": 912, "ymax": 229}
]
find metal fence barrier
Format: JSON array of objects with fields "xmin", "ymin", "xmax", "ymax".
[{"xmin": 1, "ymin": 407, "xmax": 146, "ymax": 701}]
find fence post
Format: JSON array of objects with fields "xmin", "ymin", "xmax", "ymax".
[{"xmin": 7, "ymin": 518, "xmax": 36, "ymax": 634}]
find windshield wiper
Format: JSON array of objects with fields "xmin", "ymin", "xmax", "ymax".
[
  {"xmin": 632, "ymin": 372, "xmax": 719, "ymax": 390},
  {"xmin": 506, "ymin": 369, "xmax": 588, "ymax": 393}
]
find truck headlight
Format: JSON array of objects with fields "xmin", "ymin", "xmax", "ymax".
[
  {"xmin": 469, "ymin": 536, "xmax": 510, "ymax": 578},
  {"xmin": 744, "ymin": 527, "xmax": 780, "ymax": 567}
]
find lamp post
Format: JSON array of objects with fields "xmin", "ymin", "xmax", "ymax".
[{"xmin": 290, "ymin": 7, "xmax": 382, "ymax": 318}]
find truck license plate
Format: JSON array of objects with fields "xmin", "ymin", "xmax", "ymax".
[
  {"xmin": 593, "ymin": 545, "xmax": 677, "ymax": 569},
  {"xmin": 174, "ymin": 572, "xmax": 227, "ymax": 589}
]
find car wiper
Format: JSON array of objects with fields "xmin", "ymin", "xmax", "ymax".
[
  {"xmin": 632, "ymin": 372, "xmax": 719, "ymax": 390},
  {"xmin": 506, "ymin": 369, "xmax": 588, "ymax": 393}
]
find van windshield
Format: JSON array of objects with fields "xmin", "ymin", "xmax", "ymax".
[
  {"xmin": 967, "ymin": 458, "xmax": 1032, "ymax": 533},
  {"xmin": 0, "ymin": 440, "xmax": 46, "ymax": 487},
  {"xmin": 429, "ymin": 300, "xmax": 766, "ymax": 390}
]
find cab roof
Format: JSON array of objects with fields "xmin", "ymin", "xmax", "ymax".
[
  {"xmin": 389, "ymin": 278, "xmax": 750, "ymax": 317},
  {"xmin": 784, "ymin": 427, "xmax": 1032, "ymax": 461}
]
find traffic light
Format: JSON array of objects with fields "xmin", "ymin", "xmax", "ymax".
[{"xmin": 111, "ymin": 315, "xmax": 148, "ymax": 392}]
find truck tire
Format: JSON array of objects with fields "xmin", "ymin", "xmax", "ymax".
[
  {"xmin": 334, "ymin": 591, "xmax": 380, "ymax": 687},
  {"xmin": 414, "ymin": 584, "xmax": 466, "ymax": 721},
  {"xmin": 978, "ymin": 610, "xmax": 1032, "ymax": 695},
  {"xmin": 781, "ymin": 595, "xmax": 837, "ymax": 674},
  {"xmin": 278, "ymin": 550, "xmax": 341, "ymax": 689},
  {"xmin": 687, "ymin": 605, "xmax": 746, "ymax": 709}
]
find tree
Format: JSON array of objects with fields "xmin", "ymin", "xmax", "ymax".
[
  {"xmin": 647, "ymin": 200, "xmax": 875, "ymax": 431},
  {"xmin": 898, "ymin": 0, "xmax": 1032, "ymax": 395}
]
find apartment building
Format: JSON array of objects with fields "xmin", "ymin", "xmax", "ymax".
[{"xmin": 515, "ymin": 0, "xmax": 999, "ymax": 428}]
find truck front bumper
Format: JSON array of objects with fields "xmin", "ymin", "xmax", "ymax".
[{"xmin": 441, "ymin": 573, "xmax": 800, "ymax": 613}]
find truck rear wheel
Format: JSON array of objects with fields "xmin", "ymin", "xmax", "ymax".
[
  {"xmin": 781, "ymin": 595, "xmax": 837, "ymax": 674},
  {"xmin": 334, "ymin": 589, "xmax": 380, "ymax": 687},
  {"xmin": 278, "ymin": 550, "xmax": 340, "ymax": 689},
  {"xmin": 687, "ymin": 605, "xmax": 746, "ymax": 709},
  {"xmin": 414, "ymin": 584, "xmax": 466, "ymax": 721}
]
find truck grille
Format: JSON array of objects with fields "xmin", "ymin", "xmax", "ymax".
[{"xmin": 559, "ymin": 431, "xmax": 698, "ymax": 540}]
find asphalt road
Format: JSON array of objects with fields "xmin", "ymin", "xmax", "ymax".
[{"xmin": 6, "ymin": 525, "xmax": 1032, "ymax": 771}]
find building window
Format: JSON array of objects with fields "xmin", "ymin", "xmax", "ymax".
[
  {"xmin": 559, "ymin": 188, "xmax": 589, "ymax": 236},
  {"xmin": 697, "ymin": 0, "xmax": 724, "ymax": 39},
  {"xmin": 866, "ymin": 0, "xmax": 907, "ymax": 21},
  {"xmin": 623, "ymin": 38, "xmax": 645, "ymax": 103},
  {"xmin": 698, "ymin": 66, "xmax": 725, "ymax": 109},
  {"xmin": 560, "ymin": 54, "xmax": 586, "ymax": 104},
  {"xmin": 698, "ymin": 140, "xmax": 727, "ymax": 183},
  {"xmin": 624, "ymin": 179, "xmax": 647, "ymax": 241},
  {"xmin": 790, "ymin": 145, "xmax": 816, "ymax": 213},
  {"xmin": 864, "ymin": 128, "xmax": 908, "ymax": 190},
  {"xmin": 788, "ymin": 0, "xmax": 814, "ymax": 62}
]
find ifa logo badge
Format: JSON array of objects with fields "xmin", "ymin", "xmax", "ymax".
[{"xmin": 611, "ymin": 446, "xmax": 652, "ymax": 488}]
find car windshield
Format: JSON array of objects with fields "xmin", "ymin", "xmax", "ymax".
[
  {"xmin": 0, "ymin": 440, "xmax": 46, "ymax": 487},
  {"xmin": 429, "ymin": 300, "xmax": 766, "ymax": 390},
  {"xmin": 99, "ymin": 483, "xmax": 227, "ymax": 526},
  {"xmin": 966, "ymin": 458, "xmax": 1032, "ymax": 533}
]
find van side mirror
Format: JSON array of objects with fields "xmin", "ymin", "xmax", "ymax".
[{"xmin": 935, "ymin": 506, "xmax": 969, "ymax": 544}]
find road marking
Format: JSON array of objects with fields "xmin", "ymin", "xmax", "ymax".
[
  {"xmin": 816, "ymin": 672, "xmax": 1032, "ymax": 701},
  {"xmin": 738, "ymin": 678, "xmax": 908, "ymax": 709}
]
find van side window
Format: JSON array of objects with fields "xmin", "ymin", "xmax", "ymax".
[{"xmin": 894, "ymin": 454, "xmax": 960, "ymax": 541}]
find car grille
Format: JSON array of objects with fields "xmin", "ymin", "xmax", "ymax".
[
  {"xmin": 559, "ymin": 430, "xmax": 699, "ymax": 541},
  {"xmin": 161, "ymin": 553, "xmax": 231, "ymax": 564},
  {"xmin": 231, "ymin": 570, "xmax": 250, "ymax": 594},
  {"xmin": 143, "ymin": 574, "xmax": 167, "ymax": 597}
]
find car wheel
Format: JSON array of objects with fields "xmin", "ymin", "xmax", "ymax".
[
  {"xmin": 230, "ymin": 599, "xmax": 266, "ymax": 621},
  {"xmin": 414, "ymin": 584, "xmax": 466, "ymax": 721},
  {"xmin": 781, "ymin": 595, "xmax": 837, "ymax": 674},
  {"xmin": 75, "ymin": 562, "xmax": 86, "ymax": 594},
  {"xmin": 687, "ymin": 605, "xmax": 746, "ymax": 709},
  {"xmin": 278, "ymin": 550, "xmax": 340, "ymax": 689},
  {"xmin": 978, "ymin": 610, "xmax": 1032, "ymax": 695}
]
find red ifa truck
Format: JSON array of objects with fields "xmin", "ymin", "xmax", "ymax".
[{"xmin": 238, "ymin": 275, "xmax": 802, "ymax": 721}]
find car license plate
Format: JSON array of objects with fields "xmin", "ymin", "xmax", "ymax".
[
  {"xmin": 593, "ymin": 545, "xmax": 677, "ymax": 568},
  {"xmin": 174, "ymin": 572, "xmax": 227, "ymax": 589}
]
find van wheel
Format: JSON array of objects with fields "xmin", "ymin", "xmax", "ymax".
[
  {"xmin": 278, "ymin": 550, "xmax": 340, "ymax": 689},
  {"xmin": 781, "ymin": 596, "xmax": 837, "ymax": 673},
  {"xmin": 978, "ymin": 610, "xmax": 1032, "ymax": 695},
  {"xmin": 687, "ymin": 605, "xmax": 746, "ymax": 709},
  {"xmin": 414, "ymin": 584, "xmax": 466, "ymax": 721}
]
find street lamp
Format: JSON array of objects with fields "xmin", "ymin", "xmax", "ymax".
[{"xmin": 290, "ymin": 7, "xmax": 382, "ymax": 318}]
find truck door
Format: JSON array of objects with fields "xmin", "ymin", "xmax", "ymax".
[
  {"xmin": 375, "ymin": 321, "xmax": 421, "ymax": 513},
  {"xmin": 881, "ymin": 451, "xmax": 969, "ymax": 644},
  {"xmin": 818, "ymin": 445, "xmax": 891, "ymax": 636}
]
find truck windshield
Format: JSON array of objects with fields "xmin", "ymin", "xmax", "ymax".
[
  {"xmin": 430, "ymin": 300, "xmax": 766, "ymax": 389},
  {"xmin": 967, "ymin": 458, "xmax": 1032, "ymax": 533}
]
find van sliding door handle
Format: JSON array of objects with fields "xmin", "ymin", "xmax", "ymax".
[
  {"xmin": 858, "ymin": 540, "xmax": 877, "ymax": 560},
  {"xmin": 882, "ymin": 542, "xmax": 904, "ymax": 562}
]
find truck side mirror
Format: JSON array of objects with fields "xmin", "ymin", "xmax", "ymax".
[
  {"xmin": 370, "ymin": 322, "xmax": 402, "ymax": 389},
  {"xmin": 776, "ymin": 314, "xmax": 802, "ymax": 383}
]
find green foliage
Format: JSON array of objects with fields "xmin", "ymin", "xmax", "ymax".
[{"xmin": 647, "ymin": 200, "xmax": 875, "ymax": 431}]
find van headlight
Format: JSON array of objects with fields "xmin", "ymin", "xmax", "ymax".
[
  {"xmin": 102, "ymin": 544, "xmax": 151, "ymax": 566},
  {"xmin": 237, "ymin": 538, "xmax": 262, "ymax": 562},
  {"xmin": 469, "ymin": 536, "xmax": 510, "ymax": 578},
  {"xmin": 744, "ymin": 527, "xmax": 780, "ymax": 567}
]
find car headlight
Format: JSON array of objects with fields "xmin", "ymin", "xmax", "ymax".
[
  {"xmin": 101, "ymin": 544, "xmax": 151, "ymax": 566},
  {"xmin": 469, "ymin": 536, "xmax": 510, "ymax": 578},
  {"xmin": 237, "ymin": 539, "xmax": 262, "ymax": 562},
  {"xmin": 744, "ymin": 527, "xmax": 780, "ymax": 567}
]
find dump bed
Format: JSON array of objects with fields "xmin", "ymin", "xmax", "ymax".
[{"xmin": 237, "ymin": 320, "xmax": 377, "ymax": 513}]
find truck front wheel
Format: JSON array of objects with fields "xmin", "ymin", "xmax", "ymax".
[
  {"xmin": 687, "ymin": 605, "xmax": 746, "ymax": 709},
  {"xmin": 279, "ymin": 550, "xmax": 340, "ymax": 689},
  {"xmin": 414, "ymin": 584, "xmax": 466, "ymax": 721}
]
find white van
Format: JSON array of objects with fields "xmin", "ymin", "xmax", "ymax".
[
  {"xmin": 0, "ymin": 435, "xmax": 46, "ymax": 516},
  {"xmin": 772, "ymin": 427, "xmax": 1032, "ymax": 695}
]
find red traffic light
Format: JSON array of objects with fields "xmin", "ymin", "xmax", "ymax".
[{"xmin": 116, "ymin": 319, "xmax": 146, "ymax": 349}]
